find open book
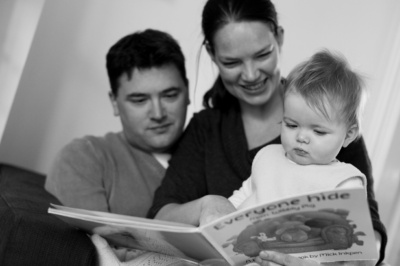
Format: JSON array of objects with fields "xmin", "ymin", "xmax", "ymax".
[{"xmin": 48, "ymin": 188, "xmax": 378, "ymax": 265}]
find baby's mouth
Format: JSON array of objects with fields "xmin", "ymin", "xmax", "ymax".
[{"xmin": 293, "ymin": 148, "xmax": 308, "ymax": 157}]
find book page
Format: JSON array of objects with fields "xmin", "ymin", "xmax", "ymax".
[
  {"xmin": 201, "ymin": 188, "xmax": 378, "ymax": 266},
  {"xmin": 49, "ymin": 206, "xmax": 222, "ymax": 262}
]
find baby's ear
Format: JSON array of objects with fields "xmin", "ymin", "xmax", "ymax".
[{"xmin": 343, "ymin": 124, "xmax": 359, "ymax": 148}]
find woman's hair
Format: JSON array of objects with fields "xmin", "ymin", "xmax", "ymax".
[
  {"xmin": 284, "ymin": 49, "xmax": 367, "ymax": 136},
  {"xmin": 201, "ymin": 0, "xmax": 279, "ymax": 110},
  {"xmin": 106, "ymin": 29, "xmax": 188, "ymax": 96}
]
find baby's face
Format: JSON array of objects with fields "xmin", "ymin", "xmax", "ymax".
[{"xmin": 281, "ymin": 92, "xmax": 349, "ymax": 165}]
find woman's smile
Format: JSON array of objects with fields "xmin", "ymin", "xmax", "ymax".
[
  {"xmin": 240, "ymin": 79, "xmax": 267, "ymax": 93},
  {"xmin": 211, "ymin": 21, "xmax": 283, "ymax": 107}
]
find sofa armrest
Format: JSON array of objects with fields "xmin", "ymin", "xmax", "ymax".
[{"xmin": 0, "ymin": 163, "xmax": 97, "ymax": 266}]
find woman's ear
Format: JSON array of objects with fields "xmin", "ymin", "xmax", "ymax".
[
  {"xmin": 343, "ymin": 124, "xmax": 359, "ymax": 148},
  {"xmin": 276, "ymin": 26, "xmax": 284, "ymax": 50},
  {"xmin": 108, "ymin": 91, "xmax": 119, "ymax": 116},
  {"xmin": 205, "ymin": 42, "xmax": 216, "ymax": 63}
]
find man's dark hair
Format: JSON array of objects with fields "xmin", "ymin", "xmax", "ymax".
[{"xmin": 106, "ymin": 29, "xmax": 188, "ymax": 95}]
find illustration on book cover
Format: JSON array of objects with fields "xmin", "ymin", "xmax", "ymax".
[{"xmin": 222, "ymin": 209, "xmax": 366, "ymax": 258}]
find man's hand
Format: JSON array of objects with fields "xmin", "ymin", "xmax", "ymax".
[{"xmin": 199, "ymin": 195, "xmax": 236, "ymax": 226}]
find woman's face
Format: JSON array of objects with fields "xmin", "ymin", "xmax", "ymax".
[{"xmin": 210, "ymin": 21, "xmax": 283, "ymax": 108}]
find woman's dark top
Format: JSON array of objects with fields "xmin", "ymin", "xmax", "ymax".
[{"xmin": 148, "ymin": 103, "xmax": 387, "ymax": 264}]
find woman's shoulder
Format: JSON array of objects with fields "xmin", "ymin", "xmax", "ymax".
[
  {"xmin": 193, "ymin": 108, "xmax": 222, "ymax": 118},
  {"xmin": 254, "ymin": 144, "xmax": 284, "ymax": 161},
  {"xmin": 189, "ymin": 108, "xmax": 223, "ymax": 127}
]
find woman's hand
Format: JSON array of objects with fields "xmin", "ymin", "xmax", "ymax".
[
  {"xmin": 154, "ymin": 195, "xmax": 236, "ymax": 226},
  {"xmin": 255, "ymin": 251, "xmax": 320, "ymax": 266},
  {"xmin": 199, "ymin": 195, "xmax": 236, "ymax": 226},
  {"xmin": 255, "ymin": 251, "xmax": 377, "ymax": 266}
]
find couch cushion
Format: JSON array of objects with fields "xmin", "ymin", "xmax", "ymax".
[{"xmin": 0, "ymin": 163, "xmax": 97, "ymax": 266}]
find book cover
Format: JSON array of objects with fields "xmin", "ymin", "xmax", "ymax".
[{"xmin": 48, "ymin": 188, "xmax": 378, "ymax": 265}]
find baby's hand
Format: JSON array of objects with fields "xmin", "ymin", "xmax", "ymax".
[{"xmin": 199, "ymin": 195, "xmax": 236, "ymax": 226}]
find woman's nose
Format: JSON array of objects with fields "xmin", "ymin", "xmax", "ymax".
[{"xmin": 241, "ymin": 62, "xmax": 260, "ymax": 82}]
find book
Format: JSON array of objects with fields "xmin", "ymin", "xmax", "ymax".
[{"xmin": 48, "ymin": 187, "xmax": 378, "ymax": 265}]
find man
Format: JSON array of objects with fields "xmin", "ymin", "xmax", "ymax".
[{"xmin": 45, "ymin": 29, "xmax": 190, "ymax": 218}]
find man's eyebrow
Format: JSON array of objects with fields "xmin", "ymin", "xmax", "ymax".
[
  {"xmin": 162, "ymin": 86, "xmax": 182, "ymax": 93},
  {"xmin": 124, "ymin": 87, "xmax": 182, "ymax": 98},
  {"xmin": 125, "ymin": 92, "xmax": 147, "ymax": 98}
]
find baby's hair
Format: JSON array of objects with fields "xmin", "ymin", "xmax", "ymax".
[{"xmin": 284, "ymin": 49, "xmax": 366, "ymax": 137}]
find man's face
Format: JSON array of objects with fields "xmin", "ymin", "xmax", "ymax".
[{"xmin": 110, "ymin": 64, "xmax": 189, "ymax": 153}]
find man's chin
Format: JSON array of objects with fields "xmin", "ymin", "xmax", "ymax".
[{"xmin": 147, "ymin": 140, "xmax": 174, "ymax": 153}]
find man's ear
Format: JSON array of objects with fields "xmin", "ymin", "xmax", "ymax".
[
  {"xmin": 205, "ymin": 42, "xmax": 216, "ymax": 63},
  {"xmin": 343, "ymin": 124, "xmax": 359, "ymax": 148},
  {"xmin": 108, "ymin": 91, "xmax": 119, "ymax": 116},
  {"xmin": 186, "ymin": 93, "xmax": 191, "ymax": 106}
]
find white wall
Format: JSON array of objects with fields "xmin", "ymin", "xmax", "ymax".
[
  {"xmin": 0, "ymin": 0, "xmax": 211, "ymax": 173},
  {"xmin": 0, "ymin": 0, "xmax": 45, "ymax": 140},
  {"xmin": 1, "ymin": 0, "xmax": 400, "ymax": 264},
  {"xmin": 0, "ymin": 0, "xmax": 398, "ymax": 175}
]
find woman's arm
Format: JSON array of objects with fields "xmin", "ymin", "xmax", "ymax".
[
  {"xmin": 148, "ymin": 111, "xmax": 212, "ymax": 220},
  {"xmin": 337, "ymin": 136, "xmax": 387, "ymax": 264}
]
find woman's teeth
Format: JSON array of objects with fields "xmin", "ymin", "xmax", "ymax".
[{"xmin": 243, "ymin": 82, "xmax": 263, "ymax": 90}]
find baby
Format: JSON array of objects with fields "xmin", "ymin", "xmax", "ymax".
[{"xmin": 229, "ymin": 49, "xmax": 367, "ymax": 210}]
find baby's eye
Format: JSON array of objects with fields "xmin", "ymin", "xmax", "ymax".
[
  {"xmin": 285, "ymin": 123, "xmax": 297, "ymax": 129},
  {"xmin": 314, "ymin": 130, "xmax": 327, "ymax": 136}
]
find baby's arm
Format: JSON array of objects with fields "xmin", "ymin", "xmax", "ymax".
[
  {"xmin": 228, "ymin": 178, "xmax": 253, "ymax": 208},
  {"xmin": 337, "ymin": 176, "xmax": 364, "ymax": 189}
]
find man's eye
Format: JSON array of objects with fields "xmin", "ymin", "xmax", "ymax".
[
  {"xmin": 164, "ymin": 92, "xmax": 179, "ymax": 99},
  {"xmin": 129, "ymin": 97, "xmax": 147, "ymax": 104}
]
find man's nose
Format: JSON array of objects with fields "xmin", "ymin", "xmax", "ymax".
[{"xmin": 150, "ymin": 100, "xmax": 166, "ymax": 120}]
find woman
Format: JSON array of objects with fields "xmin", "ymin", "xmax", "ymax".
[{"xmin": 148, "ymin": 0, "xmax": 387, "ymax": 264}]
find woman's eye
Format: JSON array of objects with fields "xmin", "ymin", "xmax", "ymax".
[
  {"xmin": 257, "ymin": 52, "xmax": 270, "ymax": 59},
  {"xmin": 222, "ymin": 61, "xmax": 238, "ymax": 67}
]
